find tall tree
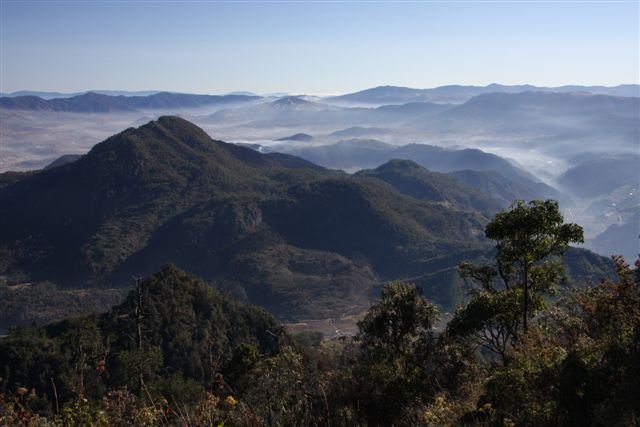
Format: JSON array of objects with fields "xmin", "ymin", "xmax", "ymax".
[
  {"xmin": 486, "ymin": 199, "xmax": 583, "ymax": 331},
  {"xmin": 448, "ymin": 200, "xmax": 583, "ymax": 364}
]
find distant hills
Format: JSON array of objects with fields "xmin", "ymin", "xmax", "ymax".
[
  {"xmin": 2, "ymin": 84, "xmax": 637, "ymax": 114},
  {"xmin": 588, "ymin": 211, "xmax": 640, "ymax": 263},
  {"xmin": 0, "ymin": 90, "xmax": 161, "ymax": 99},
  {"xmin": 276, "ymin": 132, "xmax": 313, "ymax": 142},
  {"xmin": 0, "ymin": 91, "xmax": 259, "ymax": 112},
  {"xmin": 555, "ymin": 153, "xmax": 640, "ymax": 198},
  {"xmin": 266, "ymin": 138, "xmax": 560, "ymax": 201},
  {"xmin": 202, "ymin": 96, "xmax": 334, "ymax": 126},
  {"xmin": 448, "ymin": 169, "xmax": 546, "ymax": 207},
  {"xmin": 555, "ymin": 153, "xmax": 640, "ymax": 262},
  {"xmin": 329, "ymin": 126, "xmax": 390, "ymax": 138},
  {"xmin": 330, "ymin": 83, "xmax": 640, "ymax": 104},
  {"xmin": 354, "ymin": 160, "xmax": 501, "ymax": 214}
]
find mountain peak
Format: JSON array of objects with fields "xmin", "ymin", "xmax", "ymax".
[
  {"xmin": 276, "ymin": 132, "xmax": 313, "ymax": 142},
  {"xmin": 376, "ymin": 159, "xmax": 422, "ymax": 171},
  {"xmin": 94, "ymin": 115, "xmax": 214, "ymax": 154},
  {"xmin": 270, "ymin": 96, "xmax": 314, "ymax": 108},
  {"xmin": 155, "ymin": 114, "xmax": 203, "ymax": 130}
]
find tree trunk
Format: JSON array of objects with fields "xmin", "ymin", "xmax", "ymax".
[
  {"xmin": 523, "ymin": 263, "xmax": 529, "ymax": 332},
  {"xmin": 135, "ymin": 276, "xmax": 144, "ymax": 389}
]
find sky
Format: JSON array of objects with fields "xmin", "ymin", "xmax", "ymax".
[{"xmin": 1, "ymin": 1, "xmax": 638, "ymax": 95}]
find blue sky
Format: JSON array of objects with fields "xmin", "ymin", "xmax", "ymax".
[{"xmin": 1, "ymin": 1, "xmax": 638, "ymax": 95}]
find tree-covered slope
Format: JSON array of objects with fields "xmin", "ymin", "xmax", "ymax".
[
  {"xmin": 0, "ymin": 117, "xmax": 491, "ymax": 320},
  {"xmin": 448, "ymin": 169, "xmax": 554, "ymax": 207},
  {"xmin": 0, "ymin": 265, "xmax": 285, "ymax": 406},
  {"xmin": 355, "ymin": 159, "xmax": 502, "ymax": 214}
]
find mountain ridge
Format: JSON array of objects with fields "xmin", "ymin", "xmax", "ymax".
[
  {"xmin": 0, "ymin": 91, "xmax": 261, "ymax": 112},
  {"xmin": 0, "ymin": 116, "xmax": 499, "ymax": 320},
  {"xmin": 330, "ymin": 84, "xmax": 640, "ymax": 104}
]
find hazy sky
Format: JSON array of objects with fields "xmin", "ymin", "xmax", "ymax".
[{"xmin": 1, "ymin": 1, "xmax": 638, "ymax": 95}]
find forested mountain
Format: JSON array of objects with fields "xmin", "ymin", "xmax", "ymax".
[
  {"xmin": 0, "ymin": 265, "xmax": 285, "ymax": 410},
  {"xmin": 0, "ymin": 209, "xmax": 634, "ymax": 427},
  {"xmin": 0, "ymin": 116, "xmax": 618, "ymax": 327},
  {"xmin": 448, "ymin": 169, "xmax": 549, "ymax": 207},
  {"xmin": 355, "ymin": 159, "xmax": 501, "ymax": 214},
  {"xmin": 0, "ymin": 117, "xmax": 495, "ymax": 320}
]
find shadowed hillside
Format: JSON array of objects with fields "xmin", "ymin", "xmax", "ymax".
[{"xmin": 0, "ymin": 117, "xmax": 496, "ymax": 320}]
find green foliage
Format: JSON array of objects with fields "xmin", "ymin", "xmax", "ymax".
[
  {"xmin": 348, "ymin": 282, "xmax": 442, "ymax": 425},
  {"xmin": 222, "ymin": 343, "xmax": 259, "ymax": 391},
  {"xmin": 358, "ymin": 282, "xmax": 438, "ymax": 357},
  {"xmin": 58, "ymin": 318, "xmax": 106, "ymax": 400},
  {"xmin": 486, "ymin": 199, "xmax": 583, "ymax": 329},
  {"xmin": 486, "ymin": 199, "xmax": 584, "ymax": 266},
  {"xmin": 355, "ymin": 159, "xmax": 501, "ymax": 215},
  {"xmin": 448, "ymin": 199, "xmax": 584, "ymax": 365},
  {"xmin": 0, "ymin": 265, "xmax": 286, "ymax": 417},
  {"xmin": 57, "ymin": 399, "xmax": 108, "ymax": 427},
  {"xmin": 243, "ymin": 346, "xmax": 311, "ymax": 426},
  {"xmin": 116, "ymin": 347, "xmax": 163, "ymax": 388},
  {"xmin": 293, "ymin": 331, "xmax": 324, "ymax": 347},
  {"xmin": 457, "ymin": 256, "xmax": 640, "ymax": 427},
  {"xmin": 0, "ymin": 257, "xmax": 636, "ymax": 426},
  {"xmin": 0, "ymin": 175, "xmax": 633, "ymax": 427},
  {"xmin": 447, "ymin": 286, "xmax": 522, "ymax": 365}
]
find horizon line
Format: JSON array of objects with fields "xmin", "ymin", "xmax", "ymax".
[{"xmin": 2, "ymin": 82, "xmax": 639, "ymax": 98}]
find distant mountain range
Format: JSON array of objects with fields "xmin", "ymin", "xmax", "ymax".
[
  {"xmin": 556, "ymin": 153, "xmax": 640, "ymax": 198},
  {"xmin": 330, "ymin": 83, "xmax": 640, "ymax": 104},
  {"xmin": 277, "ymin": 133, "xmax": 314, "ymax": 142},
  {"xmin": 555, "ymin": 153, "xmax": 640, "ymax": 262},
  {"xmin": 0, "ymin": 90, "xmax": 162, "ymax": 99},
  {"xmin": 0, "ymin": 91, "xmax": 260, "ymax": 112},
  {"xmin": 2, "ymin": 83, "xmax": 637, "ymax": 113},
  {"xmin": 0, "ymin": 117, "xmax": 614, "ymax": 324}
]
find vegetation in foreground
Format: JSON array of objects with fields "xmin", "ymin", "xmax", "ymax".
[{"xmin": 1, "ymin": 200, "xmax": 638, "ymax": 426}]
